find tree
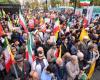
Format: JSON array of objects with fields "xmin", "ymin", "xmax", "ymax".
[
  {"xmin": 0, "ymin": 0, "xmax": 19, "ymax": 4},
  {"xmin": 50, "ymin": 0, "xmax": 61, "ymax": 7},
  {"xmin": 93, "ymin": 0, "xmax": 100, "ymax": 5}
]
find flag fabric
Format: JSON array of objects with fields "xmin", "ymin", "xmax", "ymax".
[
  {"xmin": 0, "ymin": 23, "xmax": 4, "ymax": 36},
  {"xmin": 3, "ymin": 37, "xmax": 14, "ymax": 72},
  {"xmin": 79, "ymin": 28, "xmax": 90, "ymax": 41},
  {"xmin": 28, "ymin": 19, "xmax": 34, "ymax": 29},
  {"xmin": 19, "ymin": 12, "xmax": 28, "ymax": 33},
  {"xmin": 2, "ymin": 9, "xmax": 6, "ymax": 18},
  {"xmin": 45, "ymin": 18, "xmax": 50, "ymax": 23},
  {"xmin": 80, "ymin": 0, "xmax": 91, "ymax": 6},
  {"xmin": 86, "ymin": 6, "xmax": 93, "ymax": 25},
  {"xmin": 40, "ymin": 17, "xmax": 44, "ymax": 25},
  {"xmin": 54, "ymin": 48, "xmax": 59, "ymax": 58},
  {"xmin": 53, "ymin": 19, "xmax": 60, "ymax": 41},
  {"xmin": 87, "ymin": 62, "xmax": 96, "ymax": 79},
  {"xmin": 0, "ymin": 10, "xmax": 2, "ymax": 18},
  {"xmin": 8, "ymin": 17, "xmax": 13, "ymax": 31},
  {"xmin": 25, "ymin": 32, "xmax": 35, "ymax": 64},
  {"xmin": 83, "ymin": 17, "xmax": 88, "ymax": 28}
]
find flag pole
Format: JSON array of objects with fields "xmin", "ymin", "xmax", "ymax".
[{"xmin": 12, "ymin": 64, "xmax": 19, "ymax": 79}]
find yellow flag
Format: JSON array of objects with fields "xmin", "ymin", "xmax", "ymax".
[
  {"xmin": 5, "ymin": 37, "xmax": 14, "ymax": 61},
  {"xmin": 55, "ymin": 31, "xmax": 59, "ymax": 41},
  {"xmin": 79, "ymin": 28, "xmax": 90, "ymax": 41},
  {"xmin": 58, "ymin": 45, "xmax": 62, "ymax": 58},
  {"xmin": 40, "ymin": 17, "xmax": 44, "ymax": 25},
  {"xmin": 87, "ymin": 62, "xmax": 96, "ymax": 80}
]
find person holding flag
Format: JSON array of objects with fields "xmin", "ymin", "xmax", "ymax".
[{"xmin": 6, "ymin": 54, "xmax": 31, "ymax": 80}]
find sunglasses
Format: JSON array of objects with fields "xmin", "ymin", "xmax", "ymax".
[{"xmin": 37, "ymin": 51, "xmax": 44, "ymax": 54}]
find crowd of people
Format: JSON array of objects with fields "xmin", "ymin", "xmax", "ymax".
[{"xmin": 0, "ymin": 8, "xmax": 100, "ymax": 80}]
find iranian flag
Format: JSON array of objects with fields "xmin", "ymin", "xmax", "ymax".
[
  {"xmin": 80, "ymin": 0, "xmax": 91, "ymax": 6},
  {"xmin": 19, "ymin": 12, "xmax": 28, "ymax": 33},
  {"xmin": 0, "ymin": 23, "xmax": 4, "ymax": 36},
  {"xmin": 3, "ymin": 37, "xmax": 14, "ymax": 72},
  {"xmin": 53, "ymin": 19, "xmax": 60, "ymax": 41},
  {"xmin": 25, "ymin": 32, "xmax": 35, "ymax": 64}
]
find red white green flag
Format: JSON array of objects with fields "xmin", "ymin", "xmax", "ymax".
[
  {"xmin": 19, "ymin": 12, "xmax": 28, "ymax": 33},
  {"xmin": 80, "ymin": 0, "xmax": 91, "ymax": 6},
  {"xmin": 3, "ymin": 37, "xmax": 14, "ymax": 72},
  {"xmin": 25, "ymin": 32, "xmax": 35, "ymax": 64},
  {"xmin": 53, "ymin": 19, "xmax": 60, "ymax": 41}
]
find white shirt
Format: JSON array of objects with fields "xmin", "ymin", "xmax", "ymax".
[{"xmin": 31, "ymin": 58, "xmax": 49, "ymax": 77}]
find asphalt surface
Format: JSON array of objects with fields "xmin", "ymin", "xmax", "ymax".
[{"xmin": 91, "ymin": 67, "xmax": 100, "ymax": 80}]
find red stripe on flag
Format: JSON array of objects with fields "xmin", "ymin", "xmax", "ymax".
[
  {"xmin": 53, "ymin": 26, "xmax": 60, "ymax": 35},
  {"xmin": 32, "ymin": 55, "xmax": 36, "ymax": 61},
  {"xmin": 80, "ymin": 3, "xmax": 90, "ymax": 6},
  {"xmin": 55, "ymin": 48, "xmax": 59, "ymax": 58},
  {"xmin": 19, "ymin": 19, "xmax": 28, "ymax": 33},
  {"xmin": 83, "ymin": 17, "xmax": 88, "ymax": 28},
  {"xmin": 25, "ymin": 51, "xmax": 29, "ymax": 60},
  {"xmin": 5, "ymin": 57, "xmax": 13, "ymax": 72},
  {"xmin": 0, "ymin": 23, "xmax": 4, "ymax": 36}
]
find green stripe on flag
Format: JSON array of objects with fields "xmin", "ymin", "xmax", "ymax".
[{"xmin": 27, "ymin": 32, "xmax": 33, "ymax": 56}]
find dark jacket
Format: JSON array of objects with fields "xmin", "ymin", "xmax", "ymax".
[
  {"xmin": 61, "ymin": 43, "xmax": 70, "ymax": 56},
  {"xmin": 5, "ymin": 61, "xmax": 31, "ymax": 80},
  {"xmin": 53, "ymin": 64, "xmax": 67, "ymax": 80}
]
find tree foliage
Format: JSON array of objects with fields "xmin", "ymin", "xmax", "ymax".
[
  {"xmin": 0, "ymin": 0, "xmax": 19, "ymax": 4},
  {"xmin": 50, "ymin": 0, "xmax": 61, "ymax": 7}
]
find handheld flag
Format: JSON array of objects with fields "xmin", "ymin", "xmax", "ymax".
[
  {"xmin": 0, "ymin": 23, "xmax": 5, "ymax": 36},
  {"xmin": 53, "ymin": 18, "xmax": 60, "ymax": 41},
  {"xmin": 19, "ymin": 12, "xmax": 28, "ymax": 33},
  {"xmin": 80, "ymin": 0, "xmax": 91, "ymax": 6},
  {"xmin": 79, "ymin": 28, "xmax": 90, "ymax": 41},
  {"xmin": 25, "ymin": 32, "xmax": 35, "ymax": 64},
  {"xmin": 2, "ymin": 9, "xmax": 6, "ymax": 18},
  {"xmin": 3, "ymin": 37, "xmax": 14, "ymax": 72},
  {"xmin": 87, "ymin": 62, "xmax": 96, "ymax": 79}
]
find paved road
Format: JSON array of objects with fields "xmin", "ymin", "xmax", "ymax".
[{"xmin": 91, "ymin": 68, "xmax": 100, "ymax": 80}]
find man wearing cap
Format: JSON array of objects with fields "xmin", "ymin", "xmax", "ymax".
[{"xmin": 6, "ymin": 54, "xmax": 31, "ymax": 80}]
